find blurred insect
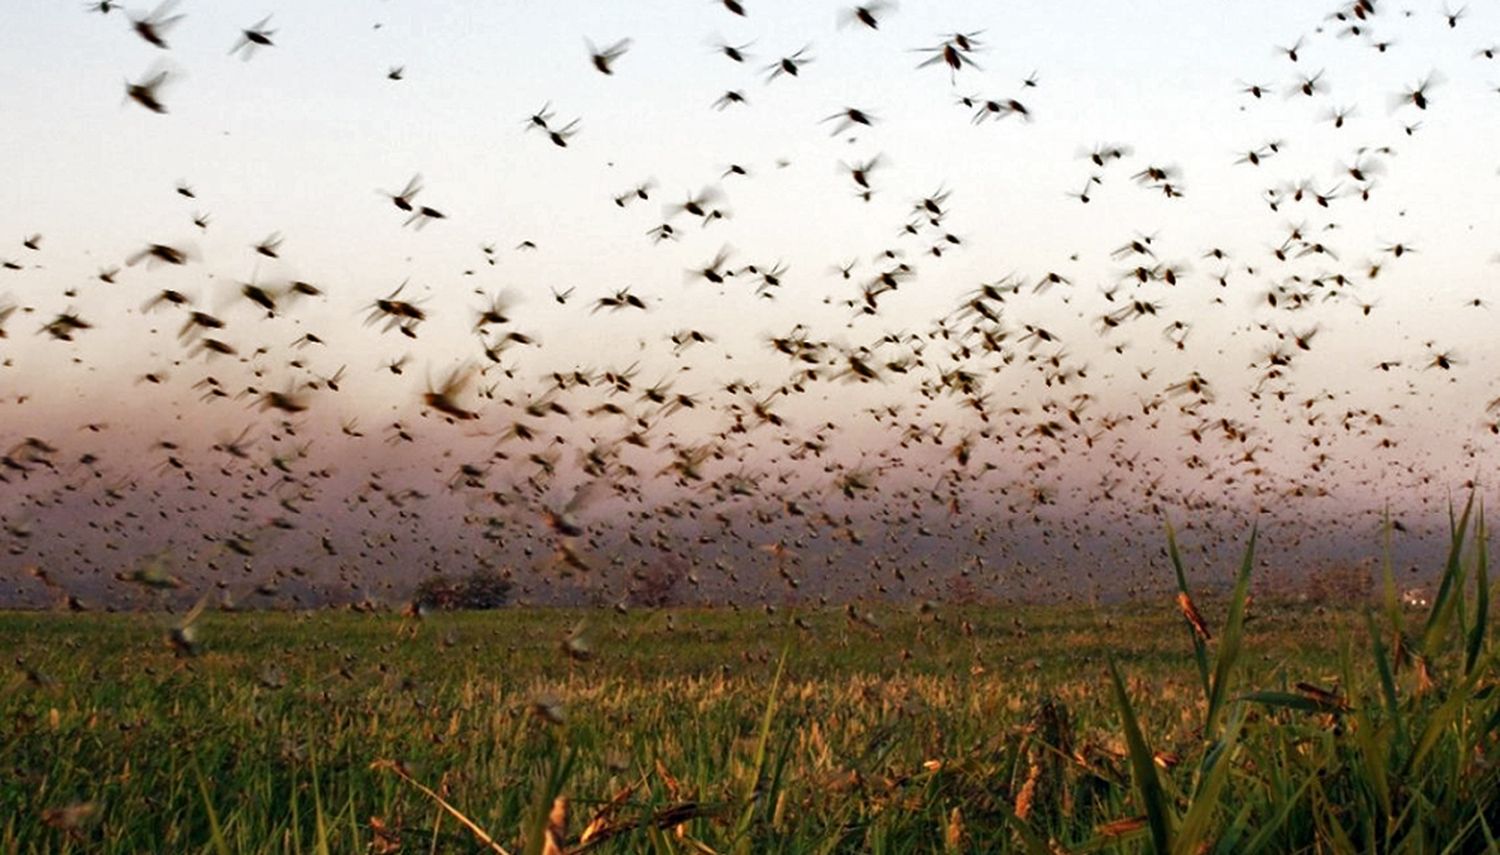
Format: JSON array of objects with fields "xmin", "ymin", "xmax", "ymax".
[
  {"xmin": 588, "ymin": 38, "xmax": 632, "ymax": 74},
  {"xmin": 231, "ymin": 15, "xmax": 276, "ymax": 59},
  {"xmin": 130, "ymin": 0, "xmax": 184, "ymax": 49},
  {"xmin": 124, "ymin": 66, "xmax": 172, "ymax": 113}
]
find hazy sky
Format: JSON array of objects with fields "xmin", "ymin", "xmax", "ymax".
[{"xmin": 3, "ymin": 0, "xmax": 1500, "ymax": 606}]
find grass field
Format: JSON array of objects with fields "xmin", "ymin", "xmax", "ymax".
[{"xmin": 3, "ymin": 520, "xmax": 1497, "ymax": 853}]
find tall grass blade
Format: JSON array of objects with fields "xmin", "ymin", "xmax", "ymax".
[
  {"xmin": 1205, "ymin": 524, "xmax": 1256, "ymax": 739},
  {"xmin": 1405, "ymin": 649, "xmax": 1493, "ymax": 774},
  {"xmin": 1365, "ymin": 610, "xmax": 1406, "ymax": 746},
  {"xmin": 1420, "ymin": 495, "xmax": 1472, "ymax": 660},
  {"xmin": 1173, "ymin": 708, "xmax": 1242, "ymax": 854},
  {"xmin": 1167, "ymin": 521, "xmax": 1211, "ymax": 703},
  {"xmin": 731, "ymin": 648, "xmax": 787, "ymax": 855},
  {"xmin": 1240, "ymin": 691, "xmax": 1343, "ymax": 714},
  {"xmin": 310, "ymin": 748, "xmax": 330, "ymax": 855},
  {"xmin": 193, "ymin": 765, "xmax": 232, "ymax": 855},
  {"xmin": 1108, "ymin": 657, "xmax": 1173, "ymax": 854},
  {"xmin": 1465, "ymin": 508, "xmax": 1488, "ymax": 676},
  {"xmin": 1234, "ymin": 778, "xmax": 1311, "ymax": 855},
  {"xmin": 1379, "ymin": 506, "xmax": 1408, "ymax": 672}
]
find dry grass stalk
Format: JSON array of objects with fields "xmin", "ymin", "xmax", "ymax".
[{"xmin": 370, "ymin": 759, "xmax": 512, "ymax": 855}]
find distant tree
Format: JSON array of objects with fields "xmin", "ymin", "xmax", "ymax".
[
  {"xmin": 412, "ymin": 574, "xmax": 460, "ymax": 610},
  {"xmin": 628, "ymin": 560, "xmax": 685, "ymax": 608},
  {"xmin": 456, "ymin": 567, "xmax": 512, "ymax": 609},
  {"xmin": 411, "ymin": 568, "xmax": 512, "ymax": 610}
]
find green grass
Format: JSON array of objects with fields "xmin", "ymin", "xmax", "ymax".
[{"xmin": 3, "ymin": 518, "xmax": 1496, "ymax": 853}]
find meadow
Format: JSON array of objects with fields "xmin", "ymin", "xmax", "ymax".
[{"xmin": 3, "ymin": 519, "xmax": 1497, "ymax": 854}]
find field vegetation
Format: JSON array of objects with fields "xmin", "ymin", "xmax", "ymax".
[{"xmin": 4, "ymin": 513, "xmax": 1497, "ymax": 853}]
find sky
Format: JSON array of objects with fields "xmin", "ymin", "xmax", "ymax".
[{"xmin": 3, "ymin": 0, "xmax": 1500, "ymax": 608}]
